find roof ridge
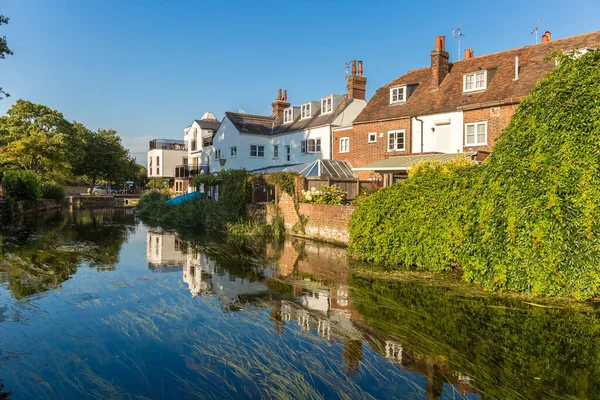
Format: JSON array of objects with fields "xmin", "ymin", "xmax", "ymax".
[{"xmin": 226, "ymin": 111, "xmax": 274, "ymax": 120}]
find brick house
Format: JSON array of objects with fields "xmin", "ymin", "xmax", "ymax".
[{"xmin": 334, "ymin": 30, "xmax": 600, "ymax": 184}]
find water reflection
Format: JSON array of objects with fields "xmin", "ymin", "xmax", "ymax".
[{"xmin": 0, "ymin": 211, "xmax": 598, "ymax": 399}]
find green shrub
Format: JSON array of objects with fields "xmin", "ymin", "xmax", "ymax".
[
  {"xmin": 41, "ymin": 181, "xmax": 65, "ymax": 202},
  {"xmin": 1, "ymin": 170, "xmax": 42, "ymax": 201},
  {"xmin": 271, "ymin": 214, "xmax": 285, "ymax": 242},
  {"xmin": 463, "ymin": 49, "xmax": 600, "ymax": 299},
  {"xmin": 301, "ymin": 185, "xmax": 347, "ymax": 205},
  {"xmin": 349, "ymin": 159, "xmax": 478, "ymax": 270}
]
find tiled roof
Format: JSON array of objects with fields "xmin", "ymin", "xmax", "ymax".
[
  {"xmin": 353, "ymin": 152, "xmax": 476, "ymax": 171},
  {"xmin": 226, "ymin": 96, "xmax": 354, "ymax": 136},
  {"xmin": 193, "ymin": 119, "xmax": 221, "ymax": 130},
  {"xmin": 355, "ymin": 30, "xmax": 600, "ymax": 124}
]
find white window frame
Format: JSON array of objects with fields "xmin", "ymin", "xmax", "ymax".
[
  {"xmin": 389, "ymin": 86, "xmax": 407, "ymax": 104},
  {"xmin": 387, "ymin": 130, "xmax": 406, "ymax": 152},
  {"xmin": 464, "ymin": 121, "xmax": 488, "ymax": 146},
  {"xmin": 273, "ymin": 144, "xmax": 279, "ymax": 159},
  {"xmin": 463, "ymin": 70, "xmax": 487, "ymax": 92},
  {"xmin": 300, "ymin": 140, "xmax": 307, "ymax": 154},
  {"xmin": 368, "ymin": 132, "xmax": 377, "ymax": 143},
  {"xmin": 307, "ymin": 138, "xmax": 321, "ymax": 153},
  {"xmin": 283, "ymin": 107, "xmax": 293, "ymax": 123},
  {"xmin": 250, "ymin": 144, "xmax": 265, "ymax": 158},
  {"xmin": 339, "ymin": 137, "xmax": 350, "ymax": 153},
  {"xmin": 301, "ymin": 103, "xmax": 311, "ymax": 119},
  {"xmin": 215, "ymin": 149, "xmax": 222, "ymax": 160},
  {"xmin": 230, "ymin": 146, "xmax": 237, "ymax": 157},
  {"xmin": 285, "ymin": 145, "xmax": 291, "ymax": 161},
  {"xmin": 321, "ymin": 96, "xmax": 333, "ymax": 114}
]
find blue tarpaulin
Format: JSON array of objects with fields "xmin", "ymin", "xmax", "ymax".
[{"xmin": 166, "ymin": 191, "xmax": 203, "ymax": 205}]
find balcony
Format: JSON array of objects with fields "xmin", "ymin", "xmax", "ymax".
[
  {"xmin": 203, "ymin": 137, "xmax": 213, "ymax": 147},
  {"xmin": 175, "ymin": 165, "xmax": 210, "ymax": 178},
  {"xmin": 149, "ymin": 139, "xmax": 187, "ymax": 151}
]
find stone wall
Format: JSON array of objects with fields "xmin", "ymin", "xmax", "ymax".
[{"xmin": 265, "ymin": 191, "xmax": 355, "ymax": 245}]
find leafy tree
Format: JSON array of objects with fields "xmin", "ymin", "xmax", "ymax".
[{"xmin": 0, "ymin": 15, "xmax": 13, "ymax": 99}]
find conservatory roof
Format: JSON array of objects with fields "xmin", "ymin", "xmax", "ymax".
[
  {"xmin": 353, "ymin": 152, "xmax": 476, "ymax": 171},
  {"xmin": 252, "ymin": 160, "xmax": 356, "ymax": 179}
]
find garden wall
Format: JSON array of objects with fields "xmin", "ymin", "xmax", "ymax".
[{"xmin": 265, "ymin": 192, "xmax": 355, "ymax": 245}]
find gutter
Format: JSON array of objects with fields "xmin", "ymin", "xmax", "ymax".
[{"xmin": 413, "ymin": 116, "xmax": 424, "ymax": 154}]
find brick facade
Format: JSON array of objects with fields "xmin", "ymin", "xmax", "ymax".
[
  {"xmin": 333, "ymin": 118, "xmax": 411, "ymax": 180},
  {"xmin": 265, "ymin": 192, "xmax": 355, "ymax": 244},
  {"xmin": 462, "ymin": 105, "xmax": 517, "ymax": 152}
]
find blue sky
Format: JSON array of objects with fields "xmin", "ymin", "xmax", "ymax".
[{"xmin": 1, "ymin": 0, "xmax": 598, "ymax": 161}]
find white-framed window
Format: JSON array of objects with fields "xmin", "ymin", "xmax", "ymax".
[
  {"xmin": 230, "ymin": 146, "xmax": 237, "ymax": 157},
  {"xmin": 285, "ymin": 145, "xmax": 291, "ymax": 161},
  {"xmin": 283, "ymin": 107, "xmax": 293, "ymax": 123},
  {"xmin": 339, "ymin": 137, "xmax": 350, "ymax": 153},
  {"xmin": 215, "ymin": 149, "xmax": 222, "ymax": 159},
  {"xmin": 463, "ymin": 70, "xmax": 487, "ymax": 92},
  {"xmin": 301, "ymin": 103, "xmax": 311, "ymax": 119},
  {"xmin": 465, "ymin": 121, "xmax": 487, "ymax": 146},
  {"xmin": 250, "ymin": 145, "xmax": 265, "ymax": 157},
  {"xmin": 182, "ymin": 157, "xmax": 188, "ymax": 166},
  {"xmin": 368, "ymin": 132, "xmax": 377, "ymax": 143},
  {"xmin": 387, "ymin": 130, "xmax": 405, "ymax": 152},
  {"xmin": 301, "ymin": 140, "xmax": 307, "ymax": 154},
  {"xmin": 308, "ymin": 138, "xmax": 321, "ymax": 153},
  {"xmin": 321, "ymin": 96, "xmax": 333, "ymax": 114},
  {"xmin": 273, "ymin": 145, "xmax": 279, "ymax": 158},
  {"xmin": 390, "ymin": 86, "xmax": 407, "ymax": 104}
]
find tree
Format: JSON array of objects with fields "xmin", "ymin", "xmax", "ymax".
[
  {"xmin": 0, "ymin": 100, "xmax": 77, "ymax": 181},
  {"xmin": 0, "ymin": 15, "xmax": 13, "ymax": 100}
]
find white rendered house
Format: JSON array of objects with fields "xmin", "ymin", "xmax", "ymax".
[{"xmin": 147, "ymin": 139, "xmax": 188, "ymax": 191}]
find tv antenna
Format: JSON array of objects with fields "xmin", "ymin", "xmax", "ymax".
[
  {"xmin": 452, "ymin": 24, "xmax": 464, "ymax": 60},
  {"xmin": 531, "ymin": 19, "xmax": 542, "ymax": 44},
  {"xmin": 344, "ymin": 60, "xmax": 351, "ymax": 75}
]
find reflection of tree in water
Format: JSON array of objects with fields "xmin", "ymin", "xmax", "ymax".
[
  {"xmin": 342, "ymin": 339, "xmax": 363, "ymax": 375},
  {"xmin": 269, "ymin": 305, "xmax": 284, "ymax": 336},
  {"xmin": 0, "ymin": 209, "xmax": 135, "ymax": 299},
  {"xmin": 0, "ymin": 381, "xmax": 11, "ymax": 399}
]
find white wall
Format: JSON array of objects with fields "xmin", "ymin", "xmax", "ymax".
[
  {"xmin": 411, "ymin": 112, "xmax": 464, "ymax": 154},
  {"xmin": 210, "ymin": 117, "xmax": 333, "ymax": 173},
  {"xmin": 147, "ymin": 149, "xmax": 187, "ymax": 178}
]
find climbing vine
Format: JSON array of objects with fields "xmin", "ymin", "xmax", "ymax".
[{"xmin": 265, "ymin": 172, "xmax": 309, "ymax": 234}]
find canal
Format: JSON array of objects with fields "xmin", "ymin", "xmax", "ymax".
[{"xmin": 0, "ymin": 209, "xmax": 599, "ymax": 399}]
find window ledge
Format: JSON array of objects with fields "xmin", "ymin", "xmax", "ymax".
[{"xmin": 339, "ymin": 150, "xmax": 349, "ymax": 154}]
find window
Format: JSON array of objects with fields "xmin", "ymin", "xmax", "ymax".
[
  {"xmin": 387, "ymin": 130, "xmax": 405, "ymax": 152},
  {"xmin": 182, "ymin": 157, "xmax": 188, "ymax": 166},
  {"xmin": 339, "ymin": 137, "xmax": 349, "ymax": 153},
  {"xmin": 250, "ymin": 145, "xmax": 265, "ymax": 157},
  {"xmin": 301, "ymin": 140, "xmax": 307, "ymax": 154},
  {"xmin": 390, "ymin": 86, "xmax": 407, "ymax": 104},
  {"xmin": 286, "ymin": 145, "xmax": 291, "ymax": 161},
  {"xmin": 368, "ymin": 133, "xmax": 377, "ymax": 143},
  {"xmin": 465, "ymin": 122, "xmax": 487, "ymax": 146},
  {"xmin": 283, "ymin": 107, "xmax": 293, "ymax": 123},
  {"xmin": 301, "ymin": 103, "xmax": 311, "ymax": 119},
  {"xmin": 215, "ymin": 149, "xmax": 222, "ymax": 160},
  {"xmin": 321, "ymin": 96, "xmax": 333, "ymax": 114},
  {"xmin": 463, "ymin": 71, "xmax": 487, "ymax": 92},
  {"xmin": 308, "ymin": 138, "xmax": 321, "ymax": 153},
  {"xmin": 273, "ymin": 145, "xmax": 279, "ymax": 158},
  {"xmin": 156, "ymin": 156, "xmax": 160, "ymax": 175},
  {"xmin": 230, "ymin": 146, "xmax": 237, "ymax": 157}
]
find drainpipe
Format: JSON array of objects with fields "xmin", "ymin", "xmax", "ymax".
[{"xmin": 414, "ymin": 117, "xmax": 425, "ymax": 153}]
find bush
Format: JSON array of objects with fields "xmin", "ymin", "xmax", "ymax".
[
  {"xmin": 1, "ymin": 170, "xmax": 42, "ymax": 201},
  {"xmin": 301, "ymin": 185, "xmax": 347, "ymax": 205},
  {"xmin": 349, "ymin": 158, "xmax": 478, "ymax": 269},
  {"xmin": 41, "ymin": 181, "xmax": 65, "ymax": 202}
]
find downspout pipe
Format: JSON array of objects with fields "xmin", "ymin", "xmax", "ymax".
[{"xmin": 414, "ymin": 117, "xmax": 425, "ymax": 153}]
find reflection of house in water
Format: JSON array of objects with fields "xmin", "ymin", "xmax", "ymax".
[
  {"xmin": 182, "ymin": 253, "xmax": 215, "ymax": 297},
  {"xmin": 146, "ymin": 231, "xmax": 187, "ymax": 272}
]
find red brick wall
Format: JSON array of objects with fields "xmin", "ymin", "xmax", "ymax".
[
  {"xmin": 463, "ymin": 105, "xmax": 517, "ymax": 152},
  {"xmin": 333, "ymin": 118, "xmax": 411, "ymax": 180},
  {"xmin": 265, "ymin": 192, "xmax": 355, "ymax": 244}
]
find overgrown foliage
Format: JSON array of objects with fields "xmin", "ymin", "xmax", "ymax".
[
  {"xmin": 265, "ymin": 172, "xmax": 309, "ymax": 234},
  {"xmin": 0, "ymin": 15, "xmax": 13, "ymax": 99},
  {"xmin": 350, "ymin": 49, "xmax": 600, "ymax": 299},
  {"xmin": 41, "ymin": 181, "xmax": 66, "ymax": 202},
  {"xmin": 1, "ymin": 169, "xmax": 42, "ymax": 201},
  {"xmin": 302, "ymin": 185, "xmax": 347, "ymax": 205}
]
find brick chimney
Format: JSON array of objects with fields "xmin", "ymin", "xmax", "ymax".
[
  {"xmin": 464, "ymin": 48, "xmax": 474, "ymax": 59},
  {"xmin": 272, "ymin": 88, "xmax": 290, "ymax": 118},
  {"xmin": 347, "ymin": 59, "xmax": 367, "ymax": 100},
  {"xmin": 431, "ymin": 36, "xmax": 449, "ymax": 90},
  {"xmin": 542, "ymin": 31, "xmax": 551, "ymax": 43}
]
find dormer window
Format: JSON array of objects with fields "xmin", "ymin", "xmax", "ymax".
[
  {"xmin": 390, "ymin": 86, "xmax": 407, "ymax": 104},
  {"xmin": 301, "ymin": 103, "xmax": 311, "ymax": 119},
  {"xmin": 463, "ymin": 70, "xmax": 487, "ymax": 92},
  {"xmin": 283, "ymin": 107, "xmax": 293, "ymax": 123},
  {"xmin": 321, "ymin": 96, "xmax": 333, "ymax": 114}
]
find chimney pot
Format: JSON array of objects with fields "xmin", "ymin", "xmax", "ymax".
[
  {"xmin": 351, "ymin": 59, "xmax": 357, "ymax": 75},
  {"xmin": 435, "ymin": 36, "xmax": 446, "ymax": 51},
  {"xmin": 358, "ymin": 60, "xmax": 363, "ymax": 76},
  {"xmin": 542, "ymin": 30, "xmax": 551, "ymax": 43},
  {"xmin": 283, "ymin": 89, "xmax": 287, "ymax": 101},
  {"xmin": 431, "ymin": 36, "xmax": 449, "ymax": 89},
  {"xmin": 277, "ymin": 88, "xmax": 282, "ymax": 100},
  {"xmin": 347, "ymin": 60, "xmax": 367, "ymax": 100}
]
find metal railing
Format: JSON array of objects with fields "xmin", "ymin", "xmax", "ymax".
[
  {"xmin": 175, "ymin": 165, "xmax": 210, "ymax": 178},
  {"xmin": 149, "ymin": 139, "xmax": 187, "ymax": 151}
]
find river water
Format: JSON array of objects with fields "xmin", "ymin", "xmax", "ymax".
[{"xmin": 0, "ymin": 209, "xmax": 598, "ymax": 399}]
